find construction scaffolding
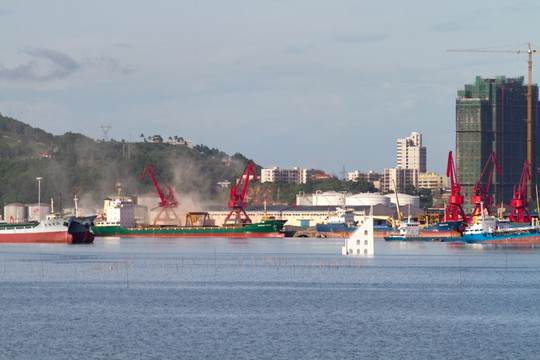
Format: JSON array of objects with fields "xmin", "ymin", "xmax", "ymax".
[{"xmin": 455, "ymin": 76, "xmax": 539, "ymax": 210}]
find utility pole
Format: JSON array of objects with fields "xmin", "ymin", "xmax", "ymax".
[{"xmin": 36, "ymin": 177, "xmax": 42, "ymax": 221}]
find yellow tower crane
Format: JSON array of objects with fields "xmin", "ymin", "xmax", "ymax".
[{"xmin": 448, "ymin": 43, "xmax": 538, "ymax": 202}]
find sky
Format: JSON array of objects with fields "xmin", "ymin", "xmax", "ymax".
[{"xmin": 1, "ymin": 1, "xmax": 540, "ymax": 176}]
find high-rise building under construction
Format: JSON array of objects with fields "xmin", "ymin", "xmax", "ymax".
[{"xmin": 455, "ymin": 76, "xmax": 539, "ymax": 209}]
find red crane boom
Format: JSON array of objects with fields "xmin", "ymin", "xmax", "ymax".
[
  {"xmin": 225, "ymin": 161, "xmax": 258, "ymax": 224},
  {"xmin": 444, "ymin": 151, "xmax": 468, "ymax": 223},
  {"xmin": 469, "ymin": 151, "xmax": 501, "ymax": 223},
  {"xmin": 509, "ymin": 161, "xmax": 532, "ymax": 223},
  {"xmin": 140, "ymin": 164, "xmax": 181, "ymax": 225}
]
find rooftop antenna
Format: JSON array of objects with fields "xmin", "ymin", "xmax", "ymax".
[{"xmin": 100, "ymin": 124, "xmax": 112, "ymax": 141}]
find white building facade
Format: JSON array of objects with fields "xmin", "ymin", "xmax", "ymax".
[
  {"xmin": 380, "ymin": 132, "xmax": 427, "ymax": 193},
  {"xmin": 381, "ymin": 167, "xmax": 417, "ymax": 193},
  {"xmin": 417, "ymin": 172, "xmax": 448, "ymax": 192},
  {"xmin": 261, "ymin": 167, "xmax": 317, "ymax": 184},
  {"xmin": 397, "ymin": 132, "xmax": 426, "ymax": 173}
]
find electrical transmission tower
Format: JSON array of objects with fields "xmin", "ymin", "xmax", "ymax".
[{"xmin": 100, "ymin": 124, "xmax": 112, "ymax": 141}]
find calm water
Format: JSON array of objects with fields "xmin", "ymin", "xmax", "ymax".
[{"xmin": 1, "ymin": 237, "xmax": 539, "ymax": 359}]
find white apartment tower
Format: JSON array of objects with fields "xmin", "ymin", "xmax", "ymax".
[
  {"xmin": 396, "ymin": 132, "xmax": 426, "ymax": 173},
  {"xmin": 382, "ymin": 132, "xmax": 427, "ymax": 193}
]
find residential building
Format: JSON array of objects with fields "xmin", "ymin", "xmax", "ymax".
[
  {"xmin": 261, "ymin": 167, "xmax": 328, "ymax": 184},
  {"xmin": 261, "ymin": 167, "xmax": 301, "ymax": 184},
  {"xmin": 455, "ymin": 76, "xmax": 539, "ymax": 207},
  {"xmin": 348, "ymin": 170, "xmax": 382, "ymax": 190},
  {"xmin": 397, "ymin": 132, "xmax": 426, "ymax": 173},
  {"xmin": 381, "ymin": 168, "xmax": 416, "ymax": 193},
  {"xmin": 417, "ymin": 172, "xmax": 448, "ymax": 192},
  {"xmin": 347, "ymin": 170, "xmax": 381, "ymax": 183},
  {"xmin": 301, "ymin": 169, "xmax": 316, "ymax": 183},
  {"xmin": 379, "ymin": 132, "xmax": 427, "ymax": 192}
]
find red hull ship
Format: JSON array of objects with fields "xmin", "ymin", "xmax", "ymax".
[{"xmin": 0, "ymin": 216, "xmax": 97, "ymax": 244}]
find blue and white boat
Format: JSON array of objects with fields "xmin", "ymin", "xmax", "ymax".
[
  {"xmin": 462, "ymin": 203, "xmax": 540, "ymax": 244},
  {"xmin": 316, "ymin": 207, "xmax": 357, "ymax": 234}
]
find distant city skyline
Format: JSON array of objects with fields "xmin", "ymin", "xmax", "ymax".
[{"xmin": 1, "ymin": 1, "xmax": 539, "ymax": 175}]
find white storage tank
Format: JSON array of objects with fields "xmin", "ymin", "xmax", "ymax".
[
  {"xmin": 311, "ymin": 191, "xmax": 348, "ymax": 206},
  {"xmin": 28, "ymin": 203, "xmax": 51, "ymax": 221},
  {"xmin": 4, "ymin": 203, "xmax": 28, "ymax": 223},
  {"xmin": 295, "ymin": 192, "xmax": 312, "ymax": 206},
  {"xmin": 386, "ymin": 193, "xmax": 419, "ymax": 207},
  {"xmin": 346, "ymin": 193, "xmax": 391, "ymax": 206}
]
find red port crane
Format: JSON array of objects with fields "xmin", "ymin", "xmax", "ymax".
[
  {"xmin": 469, "ymin": 152, "xmax": 501, "ymax": 223},
  {"xmin": 509, "ymin": 160, "xmax": 532, "ymax": 223},
  {"xmin": 225, "ymin": 161, "xmax": 257, "ymax": 224},
  {"xmin": 445, "ymin": 151, "xmax": 468, "ymax": 224},
  {"xmin": 140, "ymin": 164, "xmax": 181, "ymax": 225}
]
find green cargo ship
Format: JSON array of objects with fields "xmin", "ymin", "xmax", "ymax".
[{"xmin": 92, "ymin": 219, "xmax": 287, "ymax": 238}]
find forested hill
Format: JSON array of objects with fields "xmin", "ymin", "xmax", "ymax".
[
  {"xmin": 0, "ymin": 114, "xmax": 377, "ymax": 213},
  {"xmin": 0, "ymin": 114, "xmax": 55, "ymax": 160},
  {"xmin": 0, "ymin": 114, "xmax": 256, "ymax": 211}
]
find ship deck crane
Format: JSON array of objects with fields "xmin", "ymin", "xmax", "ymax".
[
  {"xmin": 509, "ymin": 161, "xmax": 532, "ymax": 223},
  {"xmin": 224, "ymin": 161, "xmax": 257, "ymax": 225},
  {"xmin": 448, "ymin": 43, "xmax": 538, "ymax": 202},
  {"xmin": 444, "ymin": 151, "xmax": 468, "ymax": 224},
  {"xmin": 140, "ymin": 164, "xmax": 181, "ymax": 225},
  {"xmin": 469, "ymin": 151, "xmax": 501, "ymax": 223},
  {"xmin": 388, "ymin": 179, "xmax": 403, "ymax": 227}
]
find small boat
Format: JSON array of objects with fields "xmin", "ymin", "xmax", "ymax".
[
  {"xmin": 0, "ymin": 215, "xmax": 97, "ymax": 244},
  {"xmin": 315, "ymin": 207, "xmax": 358, "ymax": 235},
  {"xmin": 384, "ymin": 216, "xmax": 449, "ymax": 241},
  {"xmin": 461, "ymin": 211, "xmax": 540, "ymax": 244},
  {"xmin": 384, "ymin": 216, "xmax": 424, "ymax": 241}
]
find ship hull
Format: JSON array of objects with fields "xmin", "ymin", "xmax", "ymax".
[
  {"xmin": 383, "ymin": 230, "xmax": 463, "ymax": 240},
  {"xmin": 92, "ymin": 220, "xmax": 287, "ymax": 238},
  {"xmin": 462, "ymin": 215, "xmax": 540, "ymax": 244},
  {"xmin": 0, "ymin": 230, "xmax": 74, "ymax": 243},
  {"xmin": 0, "ymin": 216, "xmax": 96, "ymax": 244},
  {"xmin": 315, "ymin": 223, "xmax": 357, "ymax": 237},
  {"xmin": 463, "ymin": 232, "xmax": 540, "ymax": 244},
  {"xmin": 68, "ymin": 216, "xmax": 96, "ymax": 244},
  {"xmin": 384, "ymin": 236, "xmax": 450, "ymax": 242},
  {"xmin": 315, "ymin": 223, "xmax": 357, "ymax": 233},
  {"xmin": 327, "ymin": 221, "xmax": 464, "ymax": 239}
]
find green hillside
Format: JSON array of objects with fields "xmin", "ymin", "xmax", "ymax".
[
  {"xmin": 0, "ymin": 114, "xmax": 379, "ymax": 216},
  {"xmin": 0, "ymin": 114, "xmax": 254, "ymax": 213}
]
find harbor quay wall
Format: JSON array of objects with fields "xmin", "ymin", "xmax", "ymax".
[
  {"xmin": 206, "ymin": 210, "xmax": 340, "ymax": 227},
  {"xmin": 146, "ymin": 207, "xmax": 376, "ymax": 227},
  {"xmin": 203, "ymin": 204, "xmax": 407, "ymax": 228}
]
